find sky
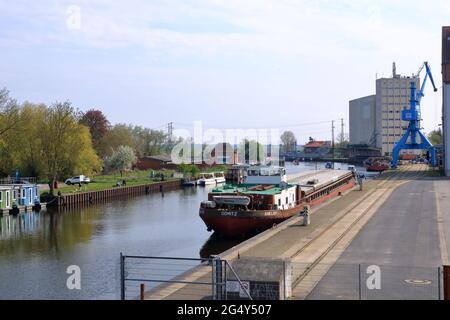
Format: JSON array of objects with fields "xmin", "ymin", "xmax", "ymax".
[{"xmin": 0, "ymin": 0, "xmax": 449, "ymax": 144}]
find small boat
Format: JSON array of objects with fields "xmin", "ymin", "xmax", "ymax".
[
  {"xmin": 366, "ymin": 164, "xmax": 389, "ymax": 172},
  {"xmin": 364, "ymin": 158, "xmax": 389, "ymax": 172},
  {"xmin": 292, "ymin": 159, "xmax": 299, "ymax": 165},
  {"xmin": 213, "ymin": 172, "xmax": 226, "ymax": 184},
  {"xmin": 325, "ymin": 162, "xmax": 333, "ymax": 169},
  {"xmin": 198, "ymin": 173, "xmax": 216, "ymax": 186}
]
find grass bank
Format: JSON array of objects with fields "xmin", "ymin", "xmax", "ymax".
[{"xmin": 41, "ymin": 169, "xmax": 177, "ymax": 195}]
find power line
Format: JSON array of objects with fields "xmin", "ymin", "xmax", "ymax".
[{"xmin": 173, "ymin": 119, "xmax": 343, "ymax": 130}]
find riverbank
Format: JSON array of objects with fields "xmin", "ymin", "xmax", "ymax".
[
  {"xmin": 50, "ymin": 179, "xmax": 182, "ymax": 208},
  {"xmin": 40, "ymin": 170, "xmax": 177, "ymax": 196}
]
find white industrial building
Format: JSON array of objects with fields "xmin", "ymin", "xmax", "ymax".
[{"xmin": 350, "ymin": 63, "xmax": 420, "ymax": 156}]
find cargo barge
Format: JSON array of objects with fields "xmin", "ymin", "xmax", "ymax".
[{"xmin": 199, "ymin": 166, "xmax": 356, "ymax": 238}]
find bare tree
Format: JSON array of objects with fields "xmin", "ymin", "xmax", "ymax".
[
  {"xmin": 0, "ymin": 88, "xmax": 21, "ymax": 137},
  {"xmin": 280, "ymin": 131, "xmax": 297, "ymax": 152}
]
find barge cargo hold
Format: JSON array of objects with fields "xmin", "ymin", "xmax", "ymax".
[{"xmin": 199, "ymin": 166, "xmax": 356, "ymax": 238}]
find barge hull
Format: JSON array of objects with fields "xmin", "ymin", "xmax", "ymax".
[{"xmin": 200, "ymin": 177, "xmax": 356, "ymax": 238}]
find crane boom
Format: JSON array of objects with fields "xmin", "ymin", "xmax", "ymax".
[{"xmin": 417, "ymin": 62, "xmax": 438, "ymax": 104}]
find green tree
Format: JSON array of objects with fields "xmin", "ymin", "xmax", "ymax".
[
  {"xmin": 108, "ymin": 145, "xmax": 137, "ymax": 177},
  {"xmin": 40, "ymin": 102, "xmax": 101, "ymax": 194},
  {"xmin": 238, "ymin": 139, "xmax": 266, "ymax": 164},
  {"xmin": 178, "ymin": 163, "xmax": 200, "ymax": 178},
  {"xmin": 100, "ymin": 124, "xmax": 135, "ymax": 157},
  {"xmin": 14, "ymin": 103, "xmax": 47, "ymax": 177},
  {"xmin": 0, "ymin": 100, "xmax": 44, "ymax": 177},
  {"xmin": 131, "ymin": 126, "xmax": 168, "ymax": 157},
  {"xmin": 427, "ymin": 128, "xmax": 442, "ymax": 145}
]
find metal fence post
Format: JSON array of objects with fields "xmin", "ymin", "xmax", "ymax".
[
  {"xmin": 358, "ymin": 264, "xmax": 362, "ymax": 300},
  {"xmin": 438, "ymin": 267, "xmax": 441, "ymax": 300},
  {"xmin": 223, "ymin": 260, "xmax": 227, "ymax": 300},
  {"xmin": 120, "ymin": 253, "xmax": 125, "ymax": 300},
  {"xmin": 212, "ymin": 256, "xmax": 224, "ymax": 300}
]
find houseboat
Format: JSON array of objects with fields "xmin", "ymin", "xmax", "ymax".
[
  {"xmin": 3, "ymin": 184, "xmax": 39, "ymax": 206},
  {"xmin": 0, "ymin": 186, "xmax": 13, "ymax": 211},
  {"xmin": 199, "ymin": 166, "xmax": 355, "ymax": 238},
  {"xmin": 0, "ymin": 183, "xmax": 40, "ymax": 215}
]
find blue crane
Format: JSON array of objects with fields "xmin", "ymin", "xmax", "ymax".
[{"xmin": 391, "ymin": 62, "xmax": 438, "ymax": 168}]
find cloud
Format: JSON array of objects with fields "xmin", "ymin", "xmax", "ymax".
[{"xmin": 0, "ymin": 0, "xmax": 448, "ymax": 137}]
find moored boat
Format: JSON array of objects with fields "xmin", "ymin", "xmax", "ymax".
[
  {"xmin": 198, "ymin": 173, "xmax": 215, "ymax": 185},
  {"xmin": 199, "ymin": 166, "xmax": 356, "ymax": 238},
  {"xmin": 364, "ymin": 157, "xmax": 390, "ymax": 172},
  {"xmin": 213, "ymin": 172, "xmax": 226, "ymax": 184}
]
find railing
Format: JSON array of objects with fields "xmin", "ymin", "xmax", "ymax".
[
  {"xmin": 0, "ymin": 177, "xmax": 37, "ymax": 184},
  {"xmin": 119, "ymin": 254, "xmax": 252, "ymax": 300},
  {"xmin": 119, "ymin": 254, "xmax": 443, "ymax": 300},
  {"xmin": 292, "ymin": 262, "xmax": 442, "ymax": 300}
]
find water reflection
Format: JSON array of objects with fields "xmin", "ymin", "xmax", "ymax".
[
  {"xmin": 0, "ymin": 211, "xmax": 42, "ymax": 239},
  {"xmin": 199, "ymin": 233, "xmax": 246, "ymax": 259},
  {"xmin": 0, "ymin": 162, "xmax": 364, "ymax": 299}
]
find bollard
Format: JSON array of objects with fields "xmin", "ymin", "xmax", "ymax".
[
  {"xmin": 357, "ymin": 176, "xmax": 363, "ymax": 191},
  {"xmin": 140, "ymin": 283, "xmax": 145, "ymax": 300},
  {"xmin": 300, "ymin": 206, "xmax": 310, "ymax": 226}
]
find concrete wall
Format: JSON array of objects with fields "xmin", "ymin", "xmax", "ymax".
[
  {"xmin": 443, "ymin": 27, "xmax": 450, "ymax": 176},
  {"xmin": 444, "ymin": 84, "xmax": 450, "ymax": 176},
  {"xmin": 349, "ymin": 95, "xmax": 376, "ymax": 146}
]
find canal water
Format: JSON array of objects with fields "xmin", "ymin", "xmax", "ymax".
[{"xmin": 0, "ymin": 162, "xmax": 365, "ymax": 299}]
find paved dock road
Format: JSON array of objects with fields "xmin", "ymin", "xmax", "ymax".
[{"xmin": 304, "ymin": 175, "xmax": 448, "ymax": 300}]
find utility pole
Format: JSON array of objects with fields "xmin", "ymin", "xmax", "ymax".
[
  {"xmin": 167, "ymin": 122, "xmax": 173, "ymax": 141},
  {"xmin": 331, "ymin": 120, "xmax": 335, "ymax": 165},
  {"xmin": 331, "ymin": 120, "xmax": 335, "ymax": 149}
]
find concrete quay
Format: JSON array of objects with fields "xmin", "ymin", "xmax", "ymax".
[{"xmin": 145, "ymin": 165, "xmax": 443, "ymax": 300}]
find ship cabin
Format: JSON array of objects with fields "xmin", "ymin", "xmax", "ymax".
[
  {"xmin": 245, "ymin": 166, "xmax": 287, "ymax": 185},
  {"xmin": 0, "ymin": 186, "xmax": 13, "ymax": 210},
  {"xmin": 1, "ymin": 184, "xmax": 40, "ymax": 206},
  {"xmin": 207, "ymin": 184, "xmax": 298, "ymax": 211},
  {"xmin": 206, "ymin": 166, "xmax": 298, "ymax": 212}
]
